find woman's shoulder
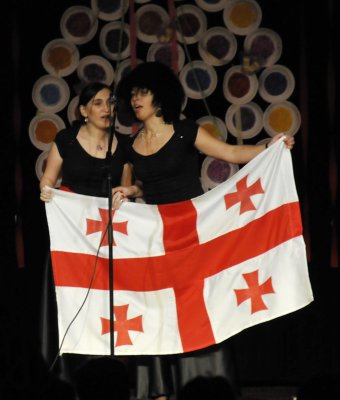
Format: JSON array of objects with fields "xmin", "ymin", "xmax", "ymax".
[
  {"xmin": 174, "ymin": 118, "xmax": 199, "ymax": 141},
  {"xmin": 174, "ymin": 118, "xmax": 198, "ymax": 130},
  {"xmin": 55, "ymin": 123, "xmax": 80, "ymax": 145}
]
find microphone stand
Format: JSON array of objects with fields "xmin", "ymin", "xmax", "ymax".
[{"xmin": 106, "ymin": 112, "xmax": 116, "ymax": 357}]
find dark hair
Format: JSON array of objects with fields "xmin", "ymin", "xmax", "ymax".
[
  {"xmin": 115, "ymin": 61, "xmax": 185, "ymax": 123},
  {"xmin": 178, "ymin": 376, "xmax": 236, "ymax": 400},
  {"xmin": 78, "ymin": 82, "xmax": 112, "ymax": 107}
]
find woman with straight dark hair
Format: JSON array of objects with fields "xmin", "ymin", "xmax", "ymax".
[{"xmin": 39, "ymin": 82, "xmax": 132, "ymax": 385}]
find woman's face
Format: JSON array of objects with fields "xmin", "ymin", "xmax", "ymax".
[
  {"xmin": 130, "ymin": 87, "xmax": 156, "ymax": 121},
  {"xmin": 81, "ymin": 88, "xmax": 114, "ymax": 129}
]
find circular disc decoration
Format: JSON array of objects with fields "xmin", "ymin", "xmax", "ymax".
[
  {"xmin": 259, "ymin": 64, "xmax": 295, "ymax": 103},
  {"xmin": 244, "ymin": 28, "xmax": 282, "ymax": 67},
  {"xmin": 198, "ymin": 27, "xmax": 237, "ymax": 66},
  {"xmin": 223, "ymin": 0, "xmax": 262, "ymax": 36},
  {"xmin": 147, "ymin": 42, "xmax": 185, "ymax": 71},
  {"xmin": 99, "ymin": 21, "xmax": 130, "ymax": 60},
  {"xmin": 196, "ymin": 115, "xmax": 228, "ymax": 141},
  {"xmin": 223, "ymin": 65, "xmax": 258, "ymax": 104},
  {"xmin": 67, "ymin": 96, "xmax": 81, "ymax": 125},
  {"xmin": 115, "ymin": 58, "xmax": 143, "ymax": 84},
  {"xmin": 91, "ymin": 0, "xmax": 129, "ymax": 21},
  {"xmin": 32, "ymin": 75, "xmax": 70, "ymax": 113},
  {"xmin": 77, "ymin": 55, "xmax": 115, "ymax": 85},
  {"xmin": 201, "ymin": 156, "xmax": 239, "ymax": 192},
  {"xmin": 179, "ymin": 60, "xmax": 217, "ymax": 99},
  {"xmin": 29, "ymin": 113, "xmax": 66, "ymax": 151},
  {"xmin": 42, "ymin": 38, "xmax": 79, "ymax": 77},
  {"xmin": 135, "ymin": 4, "xmax": 170, "ymax": 44},
  {"xmin": 195, "ymin": 0, "xmax": 229, "ymax": 12},
  {"xmin": 263, "ymin": 101, "xmax": 301, "ymax": 137},
  {"xmin": 225, "ymin": 101, "xmax": 263, "ymax": 139},
  {"xmin": 176, "ymin": 4, "xmax": 207, "ymax": 44},
  {"xmin": 60, "ymin": 6, "xmax": 98, "ymax": 45}
]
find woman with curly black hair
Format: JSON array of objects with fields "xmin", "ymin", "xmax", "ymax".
[{"xmin": 113, "ymin": 61, "xmax": 295, "ymax": 400}]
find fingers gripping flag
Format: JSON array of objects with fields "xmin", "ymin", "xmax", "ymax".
[{"xmin": 45, "ymin": 140, "xmax": 313, "ymax": 356}]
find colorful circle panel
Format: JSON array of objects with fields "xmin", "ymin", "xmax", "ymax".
[
  {"xmin": 42, "ymin": 38, "xmax": 79, "ymax": 77},
  {"xmin": 147, "ymin": 42, "xmax": 186, "ymax": 71},
  {"xmin": 136, "ymin": 4, "xmax": 170, "ymax": 43},
  {"xmin": 223, "ymin": 0, "xmax": 262, "ymax": 36},
  {"xmin": 201, "ymin": 156, "xmax": 239, "ymax": 192},
  {"xmin": 176, "ymin": 4, "xmax": 207, "ymax": 44},
  {"xmin": 60, "ymin": 6, "xmax": 98, "ymax": 45},
  {"xmin": 244, "ymin": 28, "xmax": 282, "ymax": 67},
  {"xmin": 32, "ymin": 75, "xmax": 70, "ymax": 113},
  {"xmin": 263, "ymin": 101, "xmax": 301, "ymax": 137},
  {"xmin": 197, "ymin": 115, "xmax": 228, "ymax": 141},
  {"xmin": 91, "ymin": 0, "xmax": 129, "ymax": 21},
  {"xmin": 198, "ymin": 27, "xmax": 237, "ymax": 66},
  {"xmin": 225, "ymin": 101, "xmax": 263, "ymax": 139},
  {"xmin": 99, "ymin": 21, "xmax": 130, "ymax": 60},
  {"xmin": 223, "ymin": 65, "xmax": 259, "ymax": 104},
  {"xmin": 29, "ymin": 113, "xmax": 65, "ymax": 151},
  {"xmin": 180, "ymin": 60, "xmax": 217, "ymax": 99},
  {"xmin": 259, "ymin": 64, "xmax": 295, "ymax": 103},
  {"xmin": 77, "ymin": 55, "xmax": 115, "ymax": 86}
]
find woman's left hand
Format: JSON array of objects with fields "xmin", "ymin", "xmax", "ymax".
[{"xmin": 268, "ymin": 133, "xmax": 295, "ymax": 149}]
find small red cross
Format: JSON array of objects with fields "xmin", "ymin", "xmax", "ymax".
[
  {"xmin": 234, "ymin": 269, "xmax": 275, "ymax": 314},
  {"xmin": 86, "ymin": 208, "xmax": 128, "ymax": 246},
  {"xmin": 101, "ymin": 304, "xmax": 144, "ymax": 347},
  {"xmin": 224, "ymin": 175, "xmax": 264, "ymax": 214}
]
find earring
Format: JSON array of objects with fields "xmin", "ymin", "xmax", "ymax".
[
  {"xmin": 155, "ymin": 107, "xmax": 162, "ymax": 118},
  {"xmin": 84, "ymin": 117, "xmax": 88, "ymax": 123}
]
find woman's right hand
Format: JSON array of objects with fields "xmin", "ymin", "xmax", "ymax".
[{"xmin": 40, "ymin": 185, "xmax": 53, "ymax": 202}]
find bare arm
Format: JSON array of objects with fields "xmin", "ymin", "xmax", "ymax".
[
  {"xmin": 111, "ymin": 163, "xmax": 144, "ymax": 209},
  {"xmin": 39, "ymin": 143, "xmax": 63, "ymax": 202},
  {"xmin": 194, "ymin": 126, "xmax": 294, "ymax": 164}
]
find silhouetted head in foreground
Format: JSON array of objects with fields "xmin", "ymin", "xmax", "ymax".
[
  {"xmin": 178, "ymin": 376, "xmax": 236, "ymax": 400},
  {"xmin": 74, "ymin": 356, "xmax": 130, "ymax": 400}
]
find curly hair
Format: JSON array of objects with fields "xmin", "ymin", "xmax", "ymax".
[{"xmin": 115, "ymin": 62, "xmax": 185, "ymax": 123}]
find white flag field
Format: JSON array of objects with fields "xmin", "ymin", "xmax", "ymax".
[{"xmin": 45, "ymin": 140, "xmax": 313, "ymax": 356}]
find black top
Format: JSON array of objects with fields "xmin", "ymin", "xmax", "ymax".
[
  {"xmin": 55, "ymin": 124, "xmax": 127, "ymax": 197},
  {"xmin": 126, "ymin": 119, "xmax": 203, "ymax": 204}
]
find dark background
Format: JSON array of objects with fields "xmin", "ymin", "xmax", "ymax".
[{"xmin": 1, "ymin": 0, "xmax": 339, "ymax": 392}]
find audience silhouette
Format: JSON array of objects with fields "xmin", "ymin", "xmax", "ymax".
[
  {"xmin": 178, "ymin": 375, "xmax": 236, "ymax": 400},
  {"xmin": 74, "ymin": 356, "xmax": 130, "ymax": 400}
]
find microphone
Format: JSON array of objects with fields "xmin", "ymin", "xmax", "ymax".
[
  {"xmin": 109, "ymin": 95, "xmax": 117, "ymax": 125},
  {"xmin": 110, "ymin": 94, "xmax": 117, "ymax": 106}
]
